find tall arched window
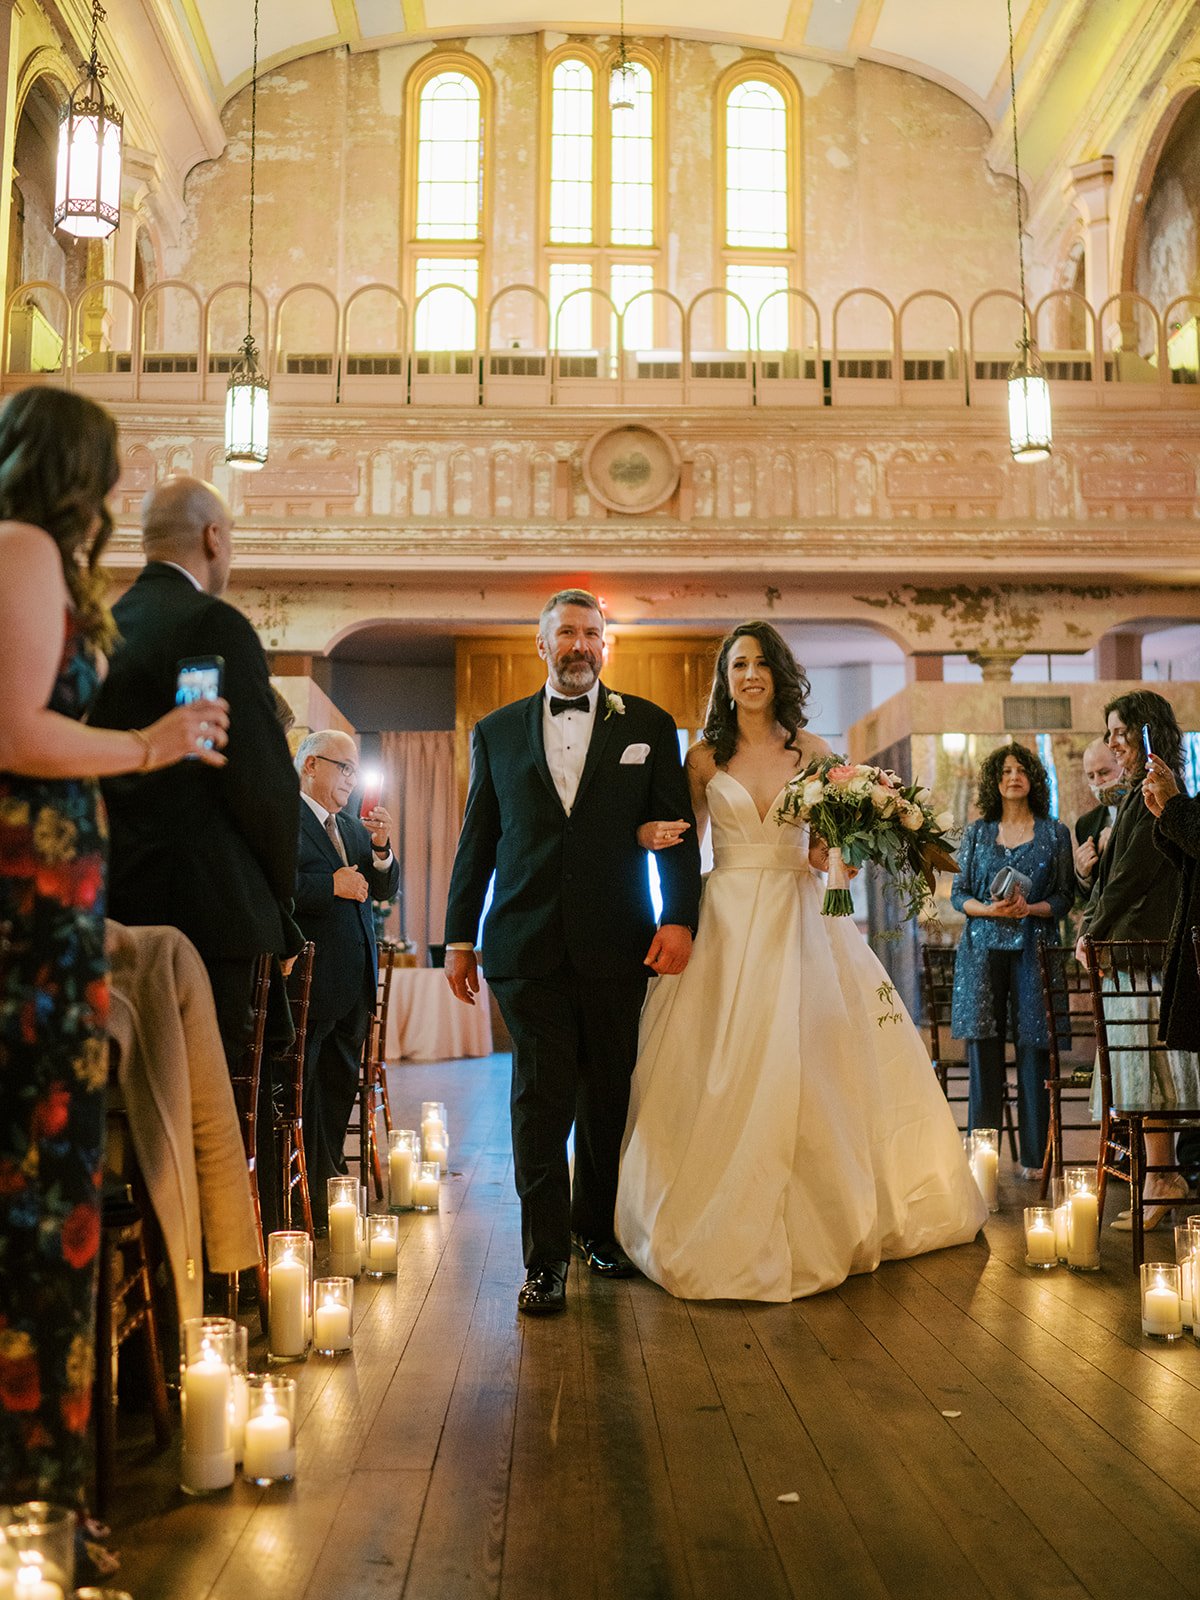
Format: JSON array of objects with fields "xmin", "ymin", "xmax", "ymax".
[
  {"xmin": 409, "ymin": 62, "xmax": 488, "ymax": 350},
  {"xmin": 544, "ymin": 49, "xmax": 659, "ymax": 353},
  {"xmin": 720, "ymin": 71, "xmax": 797, "ymax": 350}
]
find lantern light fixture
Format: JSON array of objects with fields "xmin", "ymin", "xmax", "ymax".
[
  {"xmin": 609, "ymin": 0, "xmax": 636, "ymax": 114},
  {"xmin": 225, "ymin": 0, "xmax": 269, "ymax": 471},
  {"xmin": 54, "ymin": 0, "xmax": 123, "ymax": 239},
  {"xmin": 1004, "ymin": 0, "xmax": 1051, "ymax": 463}
]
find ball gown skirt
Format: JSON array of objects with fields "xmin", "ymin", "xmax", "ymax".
[{"xmin": 616, "ymin": 771, "xmax": 987, "ymax": 1302}]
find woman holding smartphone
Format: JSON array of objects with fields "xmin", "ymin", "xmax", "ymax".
[
  {"xmin": 0, "ymin": 387, "xmax": 228, "ymax": 1523},
  {"xmin": 1077, "ymin": 690, "xmax": 1197, "ymax": 1228},
  {"xmin": 951, "ymin": 743, "xmax": 1073, "ymax": 1177}
]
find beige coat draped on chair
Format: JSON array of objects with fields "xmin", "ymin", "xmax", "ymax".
[{"xmin": 106, "ymin": 921, "xmax": 260, "ymax": 1323}]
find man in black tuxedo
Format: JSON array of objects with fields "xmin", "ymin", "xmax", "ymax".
[
  {"xmin": 444, "ymin": 589, "xmax": 701, "ymax": 1315},
  {"xmin": 293, "ymin": 730, "xmax": 399, "ymax": 1230},
  {"xmin": 90, "ymin": 476, "xmax": 300, "ymax": 1066},
  {"xmin": 1074, "ymin": 737, "xmax": 1123, "ymax": 903}
]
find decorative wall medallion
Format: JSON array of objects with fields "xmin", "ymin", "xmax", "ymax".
[{"xmin": 581, "ymin": 423, "xmax": 681, "ymax": 513}]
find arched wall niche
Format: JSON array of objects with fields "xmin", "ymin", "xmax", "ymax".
[{"xmin": 1116, "ymin": 67, "xmax": 1200, "ymax": 303}]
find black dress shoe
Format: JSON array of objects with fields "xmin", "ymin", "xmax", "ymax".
[
  {"xmin": 571, "ymin": 1234, "xmax": 636, "ymax": 1278},
  {"xmin": 517, "ymin": 1261, "xmax": 568, "ymax": 1316}
]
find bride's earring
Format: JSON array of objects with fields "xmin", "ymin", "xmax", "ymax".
[{"xmin": 729, "ymin": 695, "xmax": 736, "ymax": 711}]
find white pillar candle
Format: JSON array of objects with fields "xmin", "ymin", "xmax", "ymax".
[
  {"xmin": 366, "ymin": 1232, "xmax": 397, "ymax": 1273},
  {"xmin": 1142, "ymin": 1285, "xmax": 1183, "ymax": 1338},
  {"xmin": 329, "ymin": 1200, "xmax": 359, "ymax": 1257},
  {"xmin": 230, "ymin": 1370, "xmax": 249, "ymax": 1463},
  {"xmin": 183, "ymin": 1343, "xmax": 231, "ymax": 1456},
  {"xmin": 13, "ymin": 1565, "xmax": 65, "ymax": 1600},
  {"xmin": 1181, "ymin": 1258, "xmax": 1195, "ymax": 1330},
  {"xmin": 971, "ymin": 1145, "xmax": 998, "ymax": 1211},
  {"xmin": 1053, "ymin": 1204, "xmax": 1070, "ymax": 1259},
  {"xmin": 412, "ymin": 1172, "xmax": 440, "ymax": 1210},
  {"xmin": 1066, "ymin": 1191, "xmax": 1099, "ymax": 1269},
  {"xmin": 314, "ymin": 1301, "xmax": 352, "ymax": 1351},
  {"xmin": 422, "ymin": 1117, "xmax": 447, "ymax": 1160},
  {"xmin": 1025, "ymin": 1222, "xmax": 1057, "ymax": 1265},
  {"xmin": 389, "ymin": 1144, "xmax": 414, "ymax": 1208},
  {"xmin": 242, "ymin": 1402, "xmax": 295, "ymax": 1482},
  {"xmin": 269, "ymin": 1252, "xmax": 308, "ymax": 1357}
]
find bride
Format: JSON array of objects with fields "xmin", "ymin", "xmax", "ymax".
[{"xmin": 616, "ymin": 621, "xmax": 987, "ymax": 1301}]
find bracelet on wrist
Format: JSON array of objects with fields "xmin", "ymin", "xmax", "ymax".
[{"xmin": 129, "ymin": 727, "xmax": 154, "ymax": 771}]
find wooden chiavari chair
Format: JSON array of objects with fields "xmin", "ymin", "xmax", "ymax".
[
  {"xmin": 346, "ymin": 941, "xmax": 399, "ymax": 1199},
  {"xmin": 1036, "ymin": 943, "xmax": 1098, "ymax": 1198},
  {"xmin": 274, "ymin": 941, "xmax": 316, "ymax": 1235},
  {"xmin": 225, "ymin": 952, "xmax": 273, "ymax": 1329},
  {"xmin": 1085, "ymin": 935, "xmax": 1200, "ymax": 1267},
  {"xmin": 921, "ymin": 945, "xmax": 1019, "ymax": 1158}
]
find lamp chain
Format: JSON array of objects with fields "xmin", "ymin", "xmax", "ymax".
[
  {"xmin": 1005, "ymin": 0, "xmax": 1029, "ymax": 352},
  {"xmin": 245, "ymin": 0, "xmax": 260, "ymax": 352},
  {"xmin": 87, "ymin": 0, "xmax": 106, "ymax": 81}
]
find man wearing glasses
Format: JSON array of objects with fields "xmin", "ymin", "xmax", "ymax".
[{"xmin": 295, "ymin": 730, "xmax": 399, "ymax": 1230}]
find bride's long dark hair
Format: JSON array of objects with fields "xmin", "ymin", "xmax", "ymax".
[{"xmin": 702, "ymin": 621, "xmax": 810, "ymax": 767}]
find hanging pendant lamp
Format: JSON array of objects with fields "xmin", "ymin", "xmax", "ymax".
[
  {"xmin": 225, "ymin": 0, "xmax": 269, "ymax": 471},
  {"xmin": 1004, "ymin": 0, "xmax": 1051, "ymax": 463},
  {"xmin": 609, "ymin": 0, "xmax": 636, "ymax": 114},
  {"xmin": 54, "ymin": 0, "xmax": 123, "ymax": 238}
]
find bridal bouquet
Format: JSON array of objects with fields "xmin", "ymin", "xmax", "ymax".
[{"xmin": 776, "ymin": 757, "xmax": 959, "ymax": 918}]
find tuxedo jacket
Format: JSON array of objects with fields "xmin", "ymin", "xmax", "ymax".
[
  {"xmin": 1074, "ymin": 802, "xmax": 1112, "ymax": 849},
  {"xmin": 90, "ymin": 563, "xmax": 300, "ymax": 961},
  {"xmin": 444, "ymin": 685, "xmax": 701, "ymax": 982},
  {"xmin": 293, "ymin": 804, "xmax": 400, "ymax": 1022}
]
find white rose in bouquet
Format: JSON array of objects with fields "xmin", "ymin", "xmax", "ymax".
[
  {"xmin": 801, "ymin": 777, "xmax": 825, "ymax": 809},
  {"xmin": 870, "ymin": 784, "xmax": 897, "ymax": 816},
  {"xmin": 898, "ymin": 799, "xmax": 924, "ymax": 831},
  {"xmin": 848, "ymin": 770, "xmax": 875, "ymax": 799},
  {"xmin": 935, "ymin": 810, "xmax": 955, "ymax": 833}
]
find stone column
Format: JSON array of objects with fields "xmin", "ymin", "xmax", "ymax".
[
  {"xmin": 967, "ymin": 651, "xmax": 1023, "ymax": 683},
  {"xmin": 108, "ymin": 146, "xmax": 157, "ymax": 354},
  {"xmin": 1066, "ymin": 156, "xmax": 1115, "ymax": 322},
  {"xmin": 1095, "ymin": 629, "xmax": 1141, "ymax": 680}
]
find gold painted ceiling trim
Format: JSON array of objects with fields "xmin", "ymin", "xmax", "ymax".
[
  {"xmin": 847, "ymin": 0, "xmax": 885, "ymax": 55},
  {"xmin": 781, "ymin": 0, "xmax": 814, "ymax": 48},
  {"xmin": 175, "ymin": 0, "xmax": 225, "ymax": 104},
  {"xmin": 331, "ymin": 0, "xmax": 364, "ymax": 45}
]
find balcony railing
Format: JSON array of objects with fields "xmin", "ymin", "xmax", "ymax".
[{"xmin": 5, "ymin": 278, "xmax": 1198, "ymax": 411}]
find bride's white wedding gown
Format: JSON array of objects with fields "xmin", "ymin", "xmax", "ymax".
[{"xmin": 616, "ymin": 770, "xmax": 987, "ymax": 1301}]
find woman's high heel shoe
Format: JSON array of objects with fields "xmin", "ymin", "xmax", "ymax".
[{"xmin": 1110, "ymin": 1176, "xmax": 1189, "ymax": 1231}]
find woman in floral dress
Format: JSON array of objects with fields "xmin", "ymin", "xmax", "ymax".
[{"xmin": 0, "ymin": 386, "xmax": 228, "ymax": 1506}]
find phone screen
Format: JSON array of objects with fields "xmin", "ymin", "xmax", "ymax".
[
  {"xmin": 358, "ymin": 766, "xmax": 383, "ymax": 820},
  {"xmin": 176, "ymin": 656, "xmax": 224, "ymax": 754},
  {"xmin": 1141, "ymin": 723, "xmax": 1154, "ymax": 761}
]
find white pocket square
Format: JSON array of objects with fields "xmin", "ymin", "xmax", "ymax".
[{"xmin": 619, "ymin": 743, "xmax": 651, "ymax": 765}]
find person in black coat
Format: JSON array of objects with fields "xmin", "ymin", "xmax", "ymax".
[
  {"xmin": 1144, "ymin": 754, "xmax": 1200, "ymax": 1049},
  {"xmin": 1073, "ymin": 737, "xmax": 1124, "ymax": 903},
  {"xmin": 444, "ymin": 589, "xmax": 702, "ymax": 1315},
  {"xmin": 293, "ymin": 730, "xmax": 399, "ymax": 1229},
  {"xmin": 90, "ymin": 477, "xmax": 300, "ymax": 1064}
]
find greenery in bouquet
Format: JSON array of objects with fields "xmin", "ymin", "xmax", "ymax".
[{"xmin": 775, "ymin": 755, "xmax": 959, "ymax": 919}]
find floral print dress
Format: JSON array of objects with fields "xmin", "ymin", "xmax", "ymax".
[{"xmin": 0, "ymin": 610, "xmax": 108, "ymax": 1504}]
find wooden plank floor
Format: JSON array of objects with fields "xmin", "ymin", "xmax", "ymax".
[{"xmin": 111, "ymin": 1055, "xmax": 1200, "ymax": 1600}]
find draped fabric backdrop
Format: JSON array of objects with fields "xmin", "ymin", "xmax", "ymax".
[{"xmin": 379, "ymin": 731, "xmax": 458, "ymax": 960}]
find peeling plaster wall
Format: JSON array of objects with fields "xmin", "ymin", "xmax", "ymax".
[
  {"xmin": 1135, "ymin": 91, "xmax": 1200, "ymax": 310},
  {"xmin": 166, "ymin": 37, "xmax": 1017, "ymax": 344}
]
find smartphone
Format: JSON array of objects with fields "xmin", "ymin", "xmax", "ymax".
[
  {"xmin": 358, "ymin": 765, "xmax": 383, "ymax": 820},
  {"xmin": 176, "ymin": 655, "xmax": 224, "ymax": 755},
  {"xmin": 1142, "ymin": 723, "xmax": 1154, "ymax": 761}
]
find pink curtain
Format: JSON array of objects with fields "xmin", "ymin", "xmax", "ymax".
[{"xmin": 379, "ymin": 731, "xmax": 457, "ymax": 961}]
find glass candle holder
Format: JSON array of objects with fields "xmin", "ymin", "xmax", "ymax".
[
  {"xmin": 364, "ymin": 1212, "xmax": 399, "ymax": 1277},
  {"xmin": 313, "ymin": 1276, "xmax": 354, "ymax": 1353},
  {"xmin": 412, "ymin": 1160, "xmax": 441, "ymax": 1212},
  {"xmin": 230, "ymin": 1321, "xmax": 249, "ymax": 1464},
  {"xmin": 2, "ymin": 1502, "xmax": 75, "ymax": 1596},
  {"xmin": 1063, "ymin": 1165, "xmax": 1100, "ymax": 1272},
  {"xmin": 969, "ymin": 1128, "xmax": 999, "ymax": 1212},
  {"xmin": 1023, "ymin": 1205, "xmax": 1058, "ymax": 1270},
  {"xmin": 242, "ymin": 1375, "xmax": 297, "ymax": 1485},
  {"xmin": 421, "ymin": 1100, "xmax": 449, "ymax": 1167},
  {"xmin": 1174, "ymin": 1224, "xmax": 1196, "ymax": 1331},
  {"xmin": 1141, "ymin": 1260, "xmax": 1184, "ymax": 1341},
  {"xmin": 1050, "ymin": 1175, "xmax": 1070, "ymax": 1261},
  {"xmin": 180, "ymin": 1317, "xmax": 236, "ymax": 1493},
  {"xmin": 74, "ymin": 1590, "xmax": 135, "ymax": 1600},
  {"xmin": 327, "ymin": 1175, "xmax": 361, "ymax": 1277},
  {"xmin": 388, "ymin": 1129, "xmax": 420, "ymax": 1212},
  {"xmin": 267, "ymin": 1231, "xmax": 313, "ymax": 1363}
]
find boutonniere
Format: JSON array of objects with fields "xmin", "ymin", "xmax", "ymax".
[{"xmin": 604, "ymin": 691, "xmax": 625, "ymax": 721}]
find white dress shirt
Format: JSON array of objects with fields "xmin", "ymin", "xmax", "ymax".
[
  {"xmin": 302, "ymin": 791, "xmax": 393, "ymax": 868},
  {"xmin": 543, "ymin": 679, "xmax": 599, "ymax": 815}
]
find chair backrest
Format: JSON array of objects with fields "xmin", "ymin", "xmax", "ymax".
[
  {"xmin": 281, "ymin": 942, "xmax": 316, "ymax": 1117},
  {"xmin": 1192, "ymin": 925, "xmax": 1200, "ymax": 983},
  {"xmin": 375, "ymin": 942, "xmax": 399, "ymax": 1066},
  {"xmin": 228, "ymin": 953, "xmax": 273, "ymax": 1146},
  {"xmin": 920, "ymin": 945, "xmax": 956, "ymax": 1064},
  {"xmin": 1037, "ymin": 943, "xmax": 1096, "ymax": 1080},
  {"xmin": 1082, "ymin": 937, "xmax": 1169, "ymax": 1113}
]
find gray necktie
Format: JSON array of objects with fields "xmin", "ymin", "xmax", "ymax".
[{"xmin": 324, "ymin": 813, "xmax": 348, "ymax": 865}]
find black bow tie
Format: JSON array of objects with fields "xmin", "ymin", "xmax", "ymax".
[{"xmin": 549, "ymin": 695, "xmax": 590, "ymax": 717}]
